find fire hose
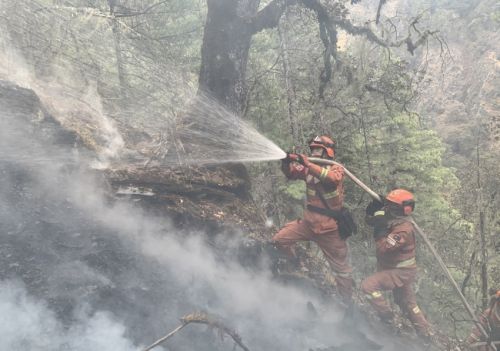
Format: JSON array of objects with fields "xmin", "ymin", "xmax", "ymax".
[{"xmin": 308, "ymin": 157, "xmax": 494, "ymax": 348}]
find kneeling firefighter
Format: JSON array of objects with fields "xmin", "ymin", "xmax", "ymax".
[
  {"xmin": 467, "ymin": 289, "xmax": 500, "ymax": 350},
  {"xmin": 272, "ymin": 135, "xmax": 356, "ymax": 304},
  {"xmin": 361, "ymin": 189, "xmax": 431, "ymax": 338}
]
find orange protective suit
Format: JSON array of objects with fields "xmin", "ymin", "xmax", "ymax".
[
  {"xmin": 361, "ymin": 216, "xmax": 430, "ymax": 337},
  {"xmin": 272, "ymin": 158, "xmax": 353, "ymax": 303}
]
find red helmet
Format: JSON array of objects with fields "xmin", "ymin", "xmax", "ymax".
[
  {"xmin": 309, "ymin": 135, "xmax": 335, "ymax": 158},
  {"xmin": 385, "ymin": 189, "xmax": 415, "ymax": 216}
]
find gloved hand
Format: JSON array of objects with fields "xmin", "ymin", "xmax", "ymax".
[
  {"xmin": 282, "ymin": 152, "xmax": 293, "ymax": 163},
  {"xmin": 286, "ymin": 153, "xmax": 299, "ymax": 162},
  {"xmin": 366, "ymin": 197, "xmax": 384, "ymax": 216},
  {"xmin": 295, "ymin": 154, "xmax": 310, "ymax": 167}
]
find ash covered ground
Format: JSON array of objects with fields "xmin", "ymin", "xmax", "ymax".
[{"xmin": 0, "ymin": 81, "xmax": 426, "ymax": 351}]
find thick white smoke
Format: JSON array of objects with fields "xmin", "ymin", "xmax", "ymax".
[
  {"xmin": 0, "ymin": 2, "xmax": 426, "ymax": 349},
  {"xmin": 0, "ymin": 112, "xmax": 323, "ymax": 350},
  {"xmin": 0, "ymin": 280, "xmax": 142, "ymax": 351},
  {"xmin": 0, "ymin": 90, "xmax": 425, "ymax": 351}
]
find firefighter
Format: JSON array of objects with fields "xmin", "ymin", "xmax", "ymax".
[
  {"xmin": 467, "ymin": 289, "xmax": 500, "ymax": 351},
  {"xmin": 272, "ymin": 135, "xmax": 353, "ymax": 304},
  {"xmin": 361, "ymin": 189, "xmax": 431, "ymax": 338}
]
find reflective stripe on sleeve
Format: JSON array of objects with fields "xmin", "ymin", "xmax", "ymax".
[
  {"xmin": 307, "ymin": 188, "xmax": 316, "ymax": 196},
  {"xmin": 374, "ymin": 210, "xmax": 385, "ymax": 216},
  {"xmin": 330, "ymin": 271, "xmax": 350, "ymax": 278},
  {"xmin": 336, "ymin": 272, "xmax": 351, "ymax": 278},
  {"xmin": 395, "ymin": 257, "xmax": 416, "ymax": 268},
  {"xmin": 319, "ymin": 167, "xmax": 329, "ymax": 180},
  {"xmin": 323, "ymin": 190, "xmax": 339, "ymax": 199}
]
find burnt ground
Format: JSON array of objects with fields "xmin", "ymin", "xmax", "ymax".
[{"xmin": 0, "ymin": 80, "xmax": 442, "ymax": 351}]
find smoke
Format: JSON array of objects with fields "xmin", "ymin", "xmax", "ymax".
[
  {"xmin": 0, "ymin": 30, "xmax": 125, "ymax": 168},
  {"xmin": 0, "ymin": 281, "xmax": 143, "ymax": 351},
  {"xmin": 0, "ymin": 82, "xmax": 428, "ymax": 351},
  {"xmin": 0, "ymin": 0, "xmax": 285, "ymax": 169},
  {"xmin": 0, "ymin": 2, "xmax": 426, "ymax": 350},
  {"xmin": 0, "ymin": 103, "xmax": 312, "ymax": 350}
]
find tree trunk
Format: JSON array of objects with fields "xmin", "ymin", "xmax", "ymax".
[
  {"xmin": 199, "ymin": 0, "xmax": 260, "ymax": 114},
  {"xmin": 476, "ymin": 144, "xmax": 488, "ymax": 309},
  {"xmin": 108, "ymin": 0, "xmax": 128, "ymax": 102},
  {"xmin": 278, "ymin": 14, "xmax": 301, "ymax": 145}
]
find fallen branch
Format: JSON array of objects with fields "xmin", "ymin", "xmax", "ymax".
[
  {"xmin": 142, "ymin": 323, "xmax": 187, "ymax": 351},
  {"xmin": 142, "ymin": 311, "xmax": 251, "ymax": 351}
]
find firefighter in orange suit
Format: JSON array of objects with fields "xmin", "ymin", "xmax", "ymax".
[
  {"xmin": 361, "ymin": 189, "xmax": 431, "ymax": 337},
  {"xmin": 467, "ymin": 289, "xmax": 500, "ymax": 350},
  {"xmin": 272, "ymin": 135, "xmax": 353, "ymax": 303}
]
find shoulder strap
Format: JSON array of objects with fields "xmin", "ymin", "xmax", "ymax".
[
  {"xmin": 316, "ymin": 186, "xmax": 331, "ymax": 210},
  {"xmin": 311, "ymin": 166, "xmax": 329, "ymax": 209}
]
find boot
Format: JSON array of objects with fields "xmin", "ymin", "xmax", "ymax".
[
  {"xmin": 417, "ymin": 329, "xmax": 437, "ymax": 349},
  {"xmin": 378, "ymin": 311, "xmax": 396, "ymax": 329}
]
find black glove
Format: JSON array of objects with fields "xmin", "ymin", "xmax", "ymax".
[
  {"xmin": 366, "ymin": 198, "xmax": 384, "ymax": 216},
  {"xmin": 285, "ymin": 153, "xmax": 299, "ymax": 162},
  {"xmin": 294, "ymin": 153, "xmax": 310, "ymax": 166},
  {"xmin": 295, "ymin": 154, "xmax": 304, "ymax": 165}
]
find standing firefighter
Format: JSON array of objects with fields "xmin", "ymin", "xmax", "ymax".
[
  {"xmin": 361, "ymin": 189, "xmax": 431, "ymax": 338},
  {"xmin": 467, "ymin": 289, "xmax": 500, "ymax": 350},
  {"xmin": 272, "ymin": 136, "xmax": 354, "ymax": 304}
]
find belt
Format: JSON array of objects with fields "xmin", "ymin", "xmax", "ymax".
[
  {"xmin": 306, "ymin": 188, "xmax": 339, "ymax": 199},
  {"xmin": 306, "ymin": 204, "xmax": 342, "ymax": 222}
]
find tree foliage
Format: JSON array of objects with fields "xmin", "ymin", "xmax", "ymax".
[{"xmin": 1, "ymin": 0, "xmax": 498, "ymax": 342}]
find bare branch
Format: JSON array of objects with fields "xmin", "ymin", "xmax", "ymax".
[
  {"xmin": 114, "ymin": 0, "xmax": 171, "ymax": 17},
  {"xmin": 376, "ymin": 0, "xmax": 386, "ymax": 24},
  {"xmin": 143, "ymin": 312, "xmax": 251, "ymax": 351},
  {"xmin": 143, "ymin": 323, "xmax": 187, "ymax": 351},
  {"xmin": 181, "ymin": 312, "xmax": 251, "ymax": 351},
  {"xmin": 250, "ymin": 0, "xmax": 297, "ymax": 34},
  {"xmin": 299, "ymin": 0, "xmax": 339, "ymax": 98},
  {"xmin": 302, "ymin": 0, "xmax": 439, "ymax": 56}
]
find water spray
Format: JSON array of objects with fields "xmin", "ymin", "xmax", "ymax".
[{"xmin": 307, "ymin": 157, "xmax": 494, "ymax": 346}]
